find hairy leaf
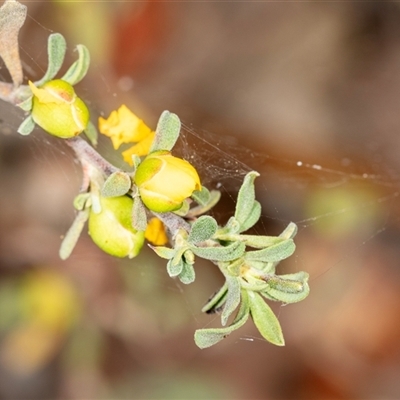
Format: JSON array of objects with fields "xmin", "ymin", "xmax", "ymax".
[
  {"xmin": 17, "ymin": 115, "xmax": 34, "ymax": 135},
  {"xmin": 188, "ymin": 215, "xmax": 218, "ymax": 244},
  {"xmin": 178, "ymin": 261, "xmax": 195, "ymax": 284},
  {"xmin": 201, "ymin": 281, "xmax": 228, "ymax": 314},
  {"xmin": 150, "ymin": 111, "xmax": 181, "ymax": 152},
  {"xmin": 234, "ymin": 171, "xmax": 260, "ymax": 232},
  {"xmin": 61, "ymin": 44, "xmax": 90, "ymax": 86},
  {"xmin": 221, "ymin": 276, "xmax": 241, "ymax": 326},
  {"xmin": 84, "ymin": 120, "xmax": 98, "ymax": 146},
  {"xmin": 35, "ymin": 33, "xmax": 66, "ymax": 86},
  {"xmin": 245, "ymin": 239, "xmax": 295, "ymax": 262},
  {"xmin": 167, "ymin": 258, "xmax": 184, "ymax": 277},
  {"xmin": 262, "ymin": 271, "xmax": 310, "ymax": 304},
  {"xmin": 192, "ymin": 241, "xmax": 245, "ymax": 262},
  {"xmin": 102, "ymin": 171, "xmax": 131, "ymax": 198},
  {"xmin": 150, "ymin": 245, "xmax": 174, "ymax": 260},
  {"xmin": 0, "ymin": 0, "xmax": 27, "ymax": 86},
  {"xmin": 248, "ymin": 291, "xmax": 284, "ymax": 346},
  {"xmin": 59, "ymin": 209, "xmax": 89, "ymax": 260},
  {"xmin": 131, "ymin": 196, "xmax": 147, "ymax": 231},
  {"xmin": 194, "ymin": 290, "xmax": 250, "ymax": 349},
  {"xmin": 237, "ymin": 200, "xmax": 261, "ymax": 233}
]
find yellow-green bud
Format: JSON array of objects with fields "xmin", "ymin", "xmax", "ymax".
[
  {"xmin": 88, "ymin": 196, "xmax": 145, "ymax": 258},
  {"xmin": 29, "ymin": 79, "xmax": 89, "ymax": 139},
  {"xmin": 134, "ymin": 150, "xmax": 201, "ymax": 213}
]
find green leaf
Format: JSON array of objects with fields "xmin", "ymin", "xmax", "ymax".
[
  {"xmin": 131, "ymin": 196, "xmax": 147, "ymax": 231},
  {"xmin": 84, "ymin": 120, "xmax": 98, "ymax": 146},
  {"xmin": 248, "ymin": 291, "xmax": 284, "ymax": 346},
  {"xmin": 35, "ymin": 33, "xmax": 66, "ymax": 86},
  {"xmin": 183, "ymin": 249, "xmax": 195, "ymax": 265},
  {"xmin": 262, "ymin": 271, "xmax": 310, "ymax": 304},
  {"xmin": 101, "ymin": 171, "xmax": 131, "ymax": 198},
  {"xmin": 130, "ymin": 154, "xmax": 141, "ymax": 171},
  {"xmin": 245, "ymin": 239, "xmax": 295, "ymax": 262},
  {"xmin": 225, "ymin": 217, "xmax": 241, "ymax": 234},
  {"xmin": 17, "ymin": 115, "xmax": 35, "ymax": 135},
  {"xmin": 188, "ymin": 216, "xmax": 218, "ymax": 244},
  {"xmin": 0, "ymin": 0, "xmax": 27, "ymax": 86},
  {"xmin": 172, "ymin": 246, "xmax": 188, "ymax": 266},
  {"xmin": 280, "ymin": 222, "xmax": 298, "ymax": 240},
  {"xmin": 167, "ymin": 258, "xmax": 184, "ymax": 277},
  {"xmin": 173, "ymin": 199, "xmax": 190, "ymax": 216},
  {"xmin": 178, "ymin": 261, "xmax": 195, "ymax": 284},
  {"xmin": 150, "ymin": 245, "xmax": 174, "ymax": 260},
  {"xmin": 201, "ymin": 281, "xmax": 228, "ymax": 314},
  {"xmin": 59, "ymin": 209, "xmax": 89, "ymax": 260},
  {"xmin": 191, "ymin": 186, "xmax": 211, "ymax": 206},
  {"xmin": 150, "ymin": 111, "xmax": 181, "ymax": 152},
  {"xmin": 73, "ymin": 193, "xmax": 91, "ymax": 211},
  {"xmin": 192, "ymin": 241, "xmax": 245, "ymax": 262},
  {"xmin": 18, "ymin": 95, "xmax": 32, "ymax": 112},
  {"xmin": 234, "ymin": 171, "xmax": 260, "ymax": 232},
  {"xmin": 234, "ymin": 234, "xmax": 287, "ymax": 249},
  {"xmin": 61, "ymin": 44, "xmax": 90, "ymax": 86},
  {"xmin": 194, "ymin": 290, "xmax": 250, "ymax": 349},
  {"xmin": 188, "ymin": 189, "xmax": 221, "ymax": 218},
  {"xmin": 221, "ymin": 276, "xmax": 241, "ymax": 326},
  {"xmin": 237, "ymin": 201, "xmax": 261, "ymax": 233}
]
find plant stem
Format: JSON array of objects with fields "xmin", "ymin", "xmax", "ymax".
[{"xmin": 66, "ymin": 136, "xmax": 118, "ymax": 176}]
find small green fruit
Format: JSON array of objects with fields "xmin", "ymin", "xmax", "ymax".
[
  {"xmin": 88, "ymin": 196, "xmax": 145, "ymax": 258},
  {"xmin": 30, "ymin": 79, "xmax": 89, "ymax": 138}
]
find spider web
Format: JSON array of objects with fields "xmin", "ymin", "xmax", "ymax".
[
  {"xmin": 2, "ymin": 6, "xmax": 400, "ymax": 400},
  {"xmin": 0, "ymin": 6, "xmax": 398, "ymax": 290}
]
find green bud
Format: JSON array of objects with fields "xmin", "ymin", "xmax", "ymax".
[
  {"xmin": 134, "ymin": 150, "xmax": 201, "ymax": 213},
  {"xmin": 88, "ymin": 195, "xmax": 144, "ymax": 258},
  {"xmin": 29, "ymin": 79, "xmax": 89, "ymax": 138}
]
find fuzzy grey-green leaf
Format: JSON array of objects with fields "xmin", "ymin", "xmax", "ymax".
[
  {"xmin": 248, "ymin": 291, "xmax": 284, "ymax": 346},
  {"xmin": 73, "ymin": 193, "xmax": 91, "ymax": 211},
  {"xmin": 192, "ymin": 241, "xmax": 245, "ymax": 261},
  {"xmin": 194, "ymin": 291, "xmax": 250, "ymax": 349},
  {"xmin": 234, "ymin": 171, "xmax": 259, "ymax": 231},
  {"xmin": 150, "ymin": 245, "xmax": 174, "ymax": 260},
  {"xmin": 102, "ymin": 171, "xmax": 131, "ymax": 198},
  {"xmin": 238, "ymin": 200, "xmax": 261, "ymax": 233},
  {"xmin": 191, "ymin": 186, "xmax": 211, "ymax": 206},
  {"xmin": 84, "ymin": 120, "xmax": 98, "ymax": 146},
  {"xmin": 18, "ymin": 95, "xmax": 32, "ymax": 111},
  {"xmin": 262, "ymin": 271, "xmax": 310, "ymax": 304},
  {"xmin": 150, "ymin": 110, "xmax": 181, "ymax": 152},
  {"xmin": 0, "ymin": 0, "xmax": 27, "ymax": 86},
  {"xmin": 245, "ymin": 239, "xmax": 295, "ymax": 262},
  {"xmin": 178, "ymin": 261, "xmax": 195, "ymax": 284},
  {"xmin": 35, "ymin": 33, "xmax": 66, "ymax": 86},
  {"xmin": 59, "ymin": 209, "xmax": 89, "ymax": 260},
  {"xmin": 167, "ymin": 258, "xmax": 184, "ymax": 277},
  {"xmin": 132, "ymin": 197, "xmax": 147, "ymax": 231},
  {"xmin": 61, "ymin": 44, "xmax": 90, "ymax": 86},
  {"xmin": 201, "ymin": 281, "xmax": 228, "ymax": 313},
  {"xmin": 188, "ymin": 190, "xmax": 221, "ymax": 218},
  {"xmin": 188, "ymin": 216, "xmax": 218, "ymax": 244},
  {"xmin": 280, "ymin": 222, "xmax": 298, "ymax": 240},
  {"xmin": 221, "ymin": 276, "xmax": 241, "ymax": 326},
  {"xmin": 235, "ymin": 234, "xmax": 287, "ymax": 249},
  {"xmin": 17, "ymin": 115, "xmax": 35, "ymax": 135}
]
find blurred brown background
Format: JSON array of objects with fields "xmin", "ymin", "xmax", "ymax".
[{"xmin": 1, "ymin": 1, "xmax": 400, "ymax": 399}]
